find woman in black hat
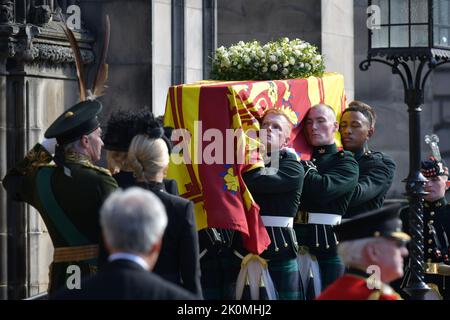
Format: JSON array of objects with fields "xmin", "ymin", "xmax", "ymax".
[
  {"xmin": 103, "ymin": 110, "xmax": 178, "ymax": 195},
  {"xmin": 103, "ymin": 110, "xmax": 202, "ymax": 297}
]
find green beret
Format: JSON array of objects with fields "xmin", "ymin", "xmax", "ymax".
[{"xmin": 45, "ymin": 100, "xmax": 103, "ymax": 145}]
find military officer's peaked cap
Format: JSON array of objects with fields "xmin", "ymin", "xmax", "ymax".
[
  {"xmin": 336, "ymin": 203, "xmax": 410, "ymax": 243},
  {"xmin": 44, "ymin": 100, "xmax": 102, "ymax": 145}
]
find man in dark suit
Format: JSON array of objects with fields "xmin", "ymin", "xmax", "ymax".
[{"xmin": 53, "ymin": 187, "xmax": 196, "ymax": 300}]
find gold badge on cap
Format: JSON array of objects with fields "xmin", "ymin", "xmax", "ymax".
[{"xmin": 65, "ymin": 111, "xmax": 74, "ymax": 118}]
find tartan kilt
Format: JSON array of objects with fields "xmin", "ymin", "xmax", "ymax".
[
  {"xmin": 200, "ymin": 247, "xmax": 240, "ymax": 300},
  {"xmin": 269, "ymin": 258, "xmax": 304, "ymax": 300},
  {"xmin": 240, "ymin": 257, "xmax": 304, "ymax": 300},
  {"xmin": 318, "ymin": 255, "xmax": 345, "ymax": 292}
]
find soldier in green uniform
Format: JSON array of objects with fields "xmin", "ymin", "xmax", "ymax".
[
  {"xmin": 235, "ymin": 108, "xmax": 304, "ymax": 300},
  {"xmin": 400, "ymin": 157, "xmax": 450, "ymax": 299},
  {"xmin": 294, "ymin": 103, "xmax": 359, "ymax": 299},
  {"xmin": 2, "ymin": 100, "xmax": 118, "ymax": 295},
  {"xmin": 339, "ymin": 101, "xmax": 396, "ymax": 218}
]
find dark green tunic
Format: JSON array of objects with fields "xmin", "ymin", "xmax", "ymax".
[
  {"xmin": 294, "ymin": 144, "xmax": 358, "ymax": 292},
  {"xmin": 240, "ymin": 150, "xmax": 305, "ymax": 300},
  {"xmin": 423, "ymin": 198, "xmax": 450, "ymax": 299},
  {"xmin": 243, "ymin": 150, "xmax": 304, "ymax": 260},
  {"xmin": 2, "ymin": 143, "xmax": 118, "ymax": 294},
  {"xmin": 345, "ymin": 148, "xmax": 396, "ymax": 218}
]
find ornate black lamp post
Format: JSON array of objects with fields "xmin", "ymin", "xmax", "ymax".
[{"xmin": 361, "ymin": 0, "xmax": 450, "ymax": 299}]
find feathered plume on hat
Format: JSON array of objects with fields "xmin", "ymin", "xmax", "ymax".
[{"xmin": 59, "ymin": 13, "xmax": 111, "ymax": 101}]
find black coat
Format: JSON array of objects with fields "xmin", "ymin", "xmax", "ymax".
[
  {"xmin": 136, "ymin": 181, "xmax": 202, "ymax": 298},
  {"xmin": 52, "ymin": 259, "xmax": 195, "ymax": 300},
  {"xmin": 113, "ymin": 171, "xmax": 179, "ymax": 195}
]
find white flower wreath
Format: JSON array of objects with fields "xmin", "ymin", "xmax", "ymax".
[{"xmin": 211, "ymin": 38, "xmax": 325, "ymax": 81}]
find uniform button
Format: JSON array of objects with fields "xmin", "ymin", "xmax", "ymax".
[
  {"xmin": 428, "ymin": 239, "xmax": 433, "ymax": 244},
  {"xmin": 430, "ymin": 211, "xmax": 435, "ymax": 216},
  {"xmin": 430, "ymin": 220, "xmax": 434, "ymax": 225},
  {"xmin": 428, "ymin": 248, "xmax": 433, "ymax": 253}
]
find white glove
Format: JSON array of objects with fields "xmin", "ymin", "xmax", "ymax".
[
  {"xmin": 41, "ymin": 138, "xmax": 57, "ymax": 155},
  {"xmin": 281, "ymin": 147, "xmax": 300, "ymax": 161}
]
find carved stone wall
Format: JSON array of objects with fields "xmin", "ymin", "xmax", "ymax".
[{"xmin": 0, "ymin": 1, "xmax": 94, "ymax": 299}]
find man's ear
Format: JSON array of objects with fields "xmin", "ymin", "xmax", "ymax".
[
  {"xmin": 364, "ymin": 242, "xmax": 381, "ymax": 264},
  {"xmin": 333, "ymin": 121, "xmax": 339, "ymax": 133},
  {"xmin": 102, "ymin": 233, "xmax": 112, "ymax": 255},
  {"xmin": 150, "ymin": 240, "xmax": 162, "ymax": 257},
  {"xmin": 79, "ymin": 135, "xmax": 89, "ymax": 148},
  {"xmin": 367, "ymin": 126, "xmax": 375, "ymax": 139}
]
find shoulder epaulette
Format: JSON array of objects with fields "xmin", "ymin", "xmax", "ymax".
[
  {"xmin": 37, "ymin": 162, "xmax": 57, "ymax": 168},
  {"xmin": 367, "ymin": 284, "xmax": 402, "ymax": 300},
  {"xmin": 81, "ymin": 162, "xmax": 112, "ymax": 176},
  {"xmin": 337, "ymin": 150, "xmax": 353, "ymax": 158}
]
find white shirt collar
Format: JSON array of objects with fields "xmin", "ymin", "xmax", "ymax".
[{"xmin": 108, "ymin": 252, "xmax": 150, "ymax": 271}]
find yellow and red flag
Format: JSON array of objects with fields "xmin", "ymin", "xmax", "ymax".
[{"xmin": 164, "ymin": 72, "xmax": 347, "ymax": 254}]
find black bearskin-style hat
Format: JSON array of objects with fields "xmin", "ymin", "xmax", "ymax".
[
  {"xmin": 421, "ymin": 157, "xmax": 449, "ymax": 178},
  {"xmin": 103, "ymin": 109, "xmax": 173, "ymax": 153}
]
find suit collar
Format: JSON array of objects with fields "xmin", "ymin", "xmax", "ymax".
[
  {"xmin": 136, "ymin": 180, "xmax": 165, "ymax": 192},
  {"xmin": 108, "ymin": 253, "xmax": 150, "ymax": 271}
]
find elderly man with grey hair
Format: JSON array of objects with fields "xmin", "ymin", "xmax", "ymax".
[
  {"xmin": 53, "ymin": 187, "xmax": 195, "ymax": 300},
  {"xmin": 317, "ymin": 204, "xmax": 409, "ymax": 300}
]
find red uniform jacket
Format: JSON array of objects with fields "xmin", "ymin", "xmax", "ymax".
[{"xmin": 316, "ymin": 273, "xmax": 402, "ymax": 300}]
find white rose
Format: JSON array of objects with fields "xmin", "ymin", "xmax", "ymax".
[
  {"xmin": 269, "ymin": 55, "xmax": 277, "ymax": 62},
  {"xmin": 262, "ymin": 66, "xmax": 268, "ymax": 73},
  {"xmin": 289, "ymin": 57, "xmax": 295, "ymax": 65},
  {"xmin": 237, "ymin": 64, "xmax": 242, "ymax": 69},
  {"xmin": 282, "ymin": 68, "xmax": 289, "ymax": 75},
  {"xmin": 244, "ymin": 57, "xmax": 251, "ymax": 64},
  {"xmin": 299, "ymin": 62, "xmax": 305, "ymax": 68},
  {"xmin": 270, "ymin": 64, "xmax": 278, "ymax": 71},
  {"xmin": 283, "ymin": 61, "xmax": 289, "ymax": 67}
]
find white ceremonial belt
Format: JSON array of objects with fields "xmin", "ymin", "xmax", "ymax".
[
  {"xmin": 307, "ymin": 213, "xmax": 341, "ymax": 225},
  {"xmin": 261, "ymin": 216, "xmax": 294, "ymax": 228}
]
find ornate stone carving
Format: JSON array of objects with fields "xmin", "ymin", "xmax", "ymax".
[
  {"xmin": 8, "ymin": 41, "xmax": 94, "ymax": 65},
  {"xmin": 29, "ymin": 5, "xmax": 53, "ymax": 25},
  {"xmin": 0, "ymin": 0, "xmax": 13, "ymax": 24}
]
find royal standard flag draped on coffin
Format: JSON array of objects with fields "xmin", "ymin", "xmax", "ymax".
[{"xmin": 163, "ymin": 72, "xmax": 347, "ymax": 255}]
